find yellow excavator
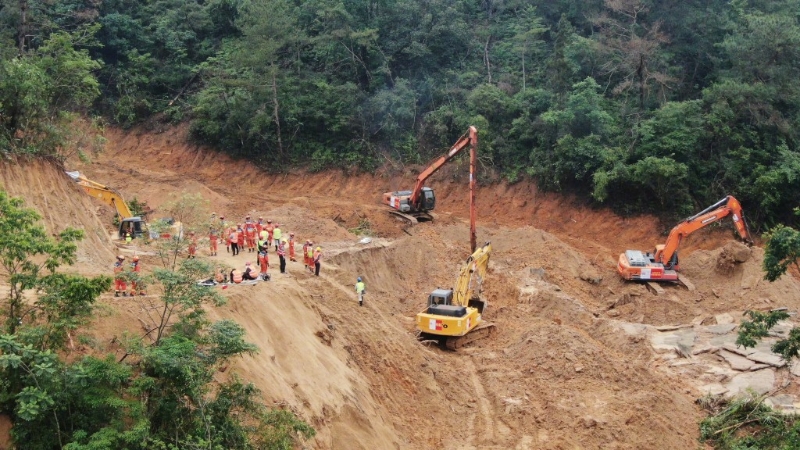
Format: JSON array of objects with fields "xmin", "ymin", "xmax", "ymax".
[
  {"xmin": 416, "ymin": 242, "xmax": 495, "ymax": 350},
  {"xmin": 65, "ymin": 171, "xmax": 168, "ymax": 240}
]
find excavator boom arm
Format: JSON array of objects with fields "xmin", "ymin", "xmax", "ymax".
[
  {"xmin": 657, "ymin": 196, "xmax": 752, "ymax": 265},
  {"xmin": 409, "ymin": 126, "xmax": 478, "ymax": 209},
  {"xmin": 453, "ymin": 242, "xmax": 492, "ymax": 307},
  {"xmin": 66, "ymin": 171, "xmax": 134, "ymax": 219}
]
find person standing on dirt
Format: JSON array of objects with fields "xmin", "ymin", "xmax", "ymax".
[
  {"xmin": 229, "ymin": 227, "xmax": 240, "ymax": 256},
  {"xmin": 355, "ymin": 276, "xmax": 366, "ymax": 306},
  {"xmin": 313, "ymin": 246, "xmax": 322, "ymax": 276},
  {"xmin": 258, "ymin": 250, "xmax": 270, "ymax": 280},
  {"xmin": 273, "ymin": 224, "xmax": 283, "ymax": 252},
  {"xmin": 187, "ymin": 231, "xmax": 198, "ymax": 258},
  {"xmin": 129, "ymin": 256, "xmax": 145, "ymax": 296},
  {"xmin": 306, "ymin": 241, "xmax": 315, "ymax": 273},
  {"xmin": 208, "ymin": 227, "xmax": 218, "ymax": 256},
  {"xmin": 277, "ymin": 238, "xmax": 287, "ymax": 273},
  {"xmin": 113, "ymin": 255, "xmax": 127, "ymax": 297},
  {"xmin": 264, "ymin": 220, "xmax": 275, "ymax": 247},
  {"xmin": 236, "ymin": 224, "xmax": 245, "ymax": 254},
  {"xmin": 256, "ymin": 217, "xmax": 264, "ymax": 235},
  {"xmin": 288, "ymin": 232, "xmax": 297, "ymax": 262},
  {"xmin": 245, "ymin": 220, "xmax": 257, "ymax": 253}
]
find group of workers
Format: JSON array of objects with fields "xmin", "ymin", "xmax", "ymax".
[{"xmin": 112, "ymin": 254, "xmax": 145, "ymax": 297}]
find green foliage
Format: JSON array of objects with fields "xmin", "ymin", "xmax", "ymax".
[
  {"xmin": 762, "ymin": 224, "xmax": 800, "ymax": 282},
  {"xmin": 699, "ymin": 395, "xmax": 800, "ymax": 449}
]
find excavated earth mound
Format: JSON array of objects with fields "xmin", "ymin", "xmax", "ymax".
[{"xmin": 3, "ymin": 125, "xmax": 800, "ymax": 449}]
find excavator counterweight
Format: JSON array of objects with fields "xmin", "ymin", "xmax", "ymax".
[{"xmin": 617, "ymin": 195, "xmax": 753, "ymax": 282}]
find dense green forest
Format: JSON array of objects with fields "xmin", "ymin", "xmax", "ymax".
[{"xmin": 2, "ymin": 0, "xmax": 800, "ymax": 226}]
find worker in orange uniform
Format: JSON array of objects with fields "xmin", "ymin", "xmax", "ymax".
[
  {"xmin": 187, "ymin": 231, "xmax": 198, "ymax": 259},
  {"xmin": 242, "ymin": 261, "xmax": 259, "ymax": 280},
  {"xmin": 113, "ymin": 255, "xmax": 127, "ymax": 297},
  {"xmin": 256, "ymin": 217, "xmax": 264, "ymax": 234},
  {"xmin": 244, "ymin": 220, "xmax": 257, "ymax": 253},
  {"xmin": 264, "ymin": 219, "xmax": 275, "ymax": 247},
  {"xmin": 229, "ymin": 227, "xmax": 239, "ymax": 256},
  {"xmin": 302, "ymin": 240, "xmax": 310, "ymax": 267},
  {"xmin": 313, "ymin": 246, "xmax": 322, "ymax": 276},
  {"xmin": 236, "ymin": 224, "xmax": 245, "ymax": 254},
  {"xmin": 208, "ymin": 227, "xmax": 218, "ymax": 256},
  {"xmin": 129, "ymin": 255, "xmax": 145, "ymax": 296},
  {"xmin": 230, "ymin": 267, "xmax": 243, "ymax": 284},
  {"xmin": 288, "ymin": 232, "xmax": 296, "ymax": 262},
  {"xmin": 258, "ymin": 251, "xmax": 270, "ymax": 280},
  {"xmin": 306, "ymin": 241, "xmax": 315, "ymax": 273}
]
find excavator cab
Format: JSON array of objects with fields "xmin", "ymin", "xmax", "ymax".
[
  {"xmin": 119, "ymin": 217, "xmax": 145, "ymax": 240},
  {"xmin": 421, "ymin": 187, "xmax": 435, "ymax": 212},
  {"xmin": 426, "ymin": 289, "xmax": 467, "ymax": 318}
]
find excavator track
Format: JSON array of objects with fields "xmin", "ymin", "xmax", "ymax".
[
  {"xmin": 445, "ymin": 322, "xmax": 496, "ymax": 350},
  {"xmin": 388, "ymin": 210, "xmax": 434, "ymax": 225}
]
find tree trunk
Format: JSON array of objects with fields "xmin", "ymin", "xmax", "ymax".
[
  {"xmin": 271, "ymin": 70, "xmax": 284, "ymax": 160},
  {"xmin": 484, "ymin": 36, "xmax": 492, "ymax": 83},
  {"xmin": 18, "ymin": 0, "xmax": 27, "ymax": 55}
]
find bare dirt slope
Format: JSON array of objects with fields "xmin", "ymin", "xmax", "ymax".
[{"xmin": 9, "ymin": 125, "xmax": 797, "ymax": 449}]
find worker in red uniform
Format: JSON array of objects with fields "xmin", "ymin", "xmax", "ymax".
[
  {"xmin": 288, "ymin": 232, "xmax": 296, "ymax": 262},
  {"xmin": 236, "ymin": 224, "xmax": 245, "ymax": 254},
  {"xmin": 187, "ymin": 231, "xmax": 197, "ymax": 259},
  {"xmin": 244, "ymin": 220, "xmax": 257, "ymax": 253},
  {"xmin": 230, "ymin": 268, "xmax": 243, "ymax": 284},
  {"xmin": 258, "ymin": 250, "xmax": 270, "ymax": 280},
  {"xmin": 129, "ymin": 255, "xmax": 145, "ymax": 296},
  {"xmin": 264, "ymin": 219, "xmax": 275, "ymax": 247},
  {"xmin": 302, "ymin": 240, "xmax": 310, "ymax": 268},
  {"xmin": 256, "ymin": 217, "xmax": 264, "ymax": 234},
  {"xmin": 113, "ymin": 255, "xmax": 127, "ymax": 297},
  {"xmin": 209, "ymin": 227, "xmax": 218, "ymax": 256},
  {"xmin": 313, "ymin": 246, "xmax": 322, "ymax": 276}
]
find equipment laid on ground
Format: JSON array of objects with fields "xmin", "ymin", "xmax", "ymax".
[
  {"xmin": 66, "ymin": 171, "xmax": 181, "ymax": 240},
  {"xmin": 416, "ymin": 242, "xmax": 496, "ymax": 350},
  {"xmin": 383, "ymin": 126, "xmax": 478, "ymax": 224},
  {"xmin": 617, "ymin": 195, "xmax": 753, "ymax": 282}
]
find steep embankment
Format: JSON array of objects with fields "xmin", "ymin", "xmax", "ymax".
[{"xmin": 0, "ymin": 158, "xmax": 115, "ymax": 272}]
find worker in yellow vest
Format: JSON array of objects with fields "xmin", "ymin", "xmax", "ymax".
[{"xmin": 355, "ymin": 276, "xmax": 366, "ymax": 306}]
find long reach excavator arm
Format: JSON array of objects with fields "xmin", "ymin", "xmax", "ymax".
[
  {"xmin": 618, "ymin": 195, "xmax": 753, "ymax": 282},
  {"xmin": 383, "ymin": 127, "xmax": 478, "ymax": 223},
  {"xmin": 408, "ymin": 126, "xmax": 478, "ymax": 212},
  {"xmin": 66, "ymin": 171, "xmax": 134, "ymax": 219}
]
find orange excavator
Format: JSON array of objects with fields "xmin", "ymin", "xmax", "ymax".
[
  {"xmin": 383, "ymin": 126, "xmax": 478, "ymax": 223},
  {"xmin": 618, "ymin": 195, "xmax": 753, "ymax": 281}
]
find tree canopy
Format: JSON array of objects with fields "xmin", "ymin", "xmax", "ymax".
[{"xmin": 3, "ymin": 0, "xmax": 800, "ymax": 226}]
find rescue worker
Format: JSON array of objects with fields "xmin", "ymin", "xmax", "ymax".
[
  {"xmin": 215, "ymin": 266, "xmax": 225, "ymax": 283},
  {"xmin": 245, "ymin": 220, "xmax": 257, "ymax": 253},
  {"xmin": 277, "ymin": 238, "xmax": 287, "ymax": 273},
  {"xmin": 220, "ymin": 216, "xmax": 230, "ymax": 253},
  {"xmin": 313, "ymin": 246, "xmax": 322, "ymax": 276},
  {"xmin": 264, "ymin": 220, "xmax": 275, "ymax": 247},
  {"xmin": 236, "ymin": 224, "xmax": 245, "ymax": 254},
  {"xmin": 273, "ymin": 224, "xmax": 282, "ymax": 252},
  {"xmin": 355, "ymin": 276, "xmax": 366, "ymax": 306},
  {"xmin": 229, "ymin": 227, "xmax": 240, "ymax": 256},
  {"xmin": 113, "ymin": 255, "xmax": 127, "ymax": 297},
  {"xmin": 230, "ymin": 267, "xmax": 243, "ymax": 284},
  {"xmin": 242, "ymin": 261, "xmax": 259, "ymax": 281},
  {"xmin": 209, "ymin": 227, "xmax": 218, "ymax": 256},
  {"xmin": 130, "ymin": 256, "xmax": 145, "ymax": 296},
  {"xmin": 306, "ymin": 241, "xmax": 315, "ymax": 273},
  {"xmin": 302, "ymin": 240, "xmax": 310, "ymax": 268},
  {"xmin": 187, "ymin": 231, "xmax": 197, "ymax": 258},
  {"xmin": 288, "ymin": 232, "xmax": 296, "ymax": 262},
  {"xmin": 258, "ymin": 250, "xmax": 270, "ymax": 281},
  {"xmin": 256, "ymin": 217, "xmax": 264, "ymax": 234},
  {"xmin": 125, "ymin": 231, "xmax": 132, "ymax": 244}
]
